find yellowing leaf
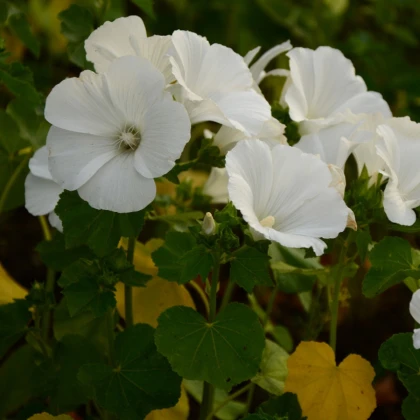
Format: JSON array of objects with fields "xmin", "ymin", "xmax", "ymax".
[
  {"xmin": 146, "ymin": 383, "xmax": 189, "ymax": 420},
  {"xmin": 116, "ymin": 239, "xmax": 195, "ymax": 327},
  {"xmin": 0, "ymin": 264, "xmax": 27, "ymax": 305},
  {"xmin": 28, "ymin": 414, "xmax": 73, "ymax": 420},
  {"xmin": 284, "ymin": 341, "xmax": 376, "ymax": 420},
  {"xmin": 251, "ymin": 339, "xmax": 288, "ymax": 395}
]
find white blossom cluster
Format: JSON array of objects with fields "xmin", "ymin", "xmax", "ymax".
[{"xmin": 25, "ymin": 15, "xmax": 420, "ymax": 256}]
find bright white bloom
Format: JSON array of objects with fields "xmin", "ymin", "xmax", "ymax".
[
  {"xmin": 211, "ymin": 117, "xmax": 287, "ymax": 155},
  {"xmin": 24, "ymin": 146, "xmax": 63, "ymax": 231},
  {"xmin": 226, "ymin": 140, "xmax": 349, "ymax": 255},
  {"xmin": 45, "ymin": 56, "xmax": 191, "ymax": 213},
  {"xmin": 376, "ymin": 118, "xmax": 420, "ymax": 226},
  {"xmin": 284, "ymin": 47, "xmax": 391, "ymax": 134},
  {"xmin": 168, "ymin": 30, "xmax": 271, "ymax": 135},
  {"xmin": 85, "ymin": 16, "xmax": 173, "ymax": 81},
  {"xmin": 409, "ymin": 289, "xmax": 420, "ymax": 349},
  {"xmin": 244, "ymin": 41, "xmax": 292, "ymax": 85},
  {"xmin": 203, "ymin": 168, "xmax": 229, "ymax": 204}
]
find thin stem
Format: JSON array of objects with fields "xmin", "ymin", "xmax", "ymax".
[
  {"xmin": 220, "ymin": 279, "xmax": 235, "ymax": 311},
  {"xmin": 200, "ymin": 255, "xmax": 220, "ymax": 420},
  {"xmin": 107, "ymin": 309, "xmax": 116, "ymax": 365},
  {"xmin": 39, "ymin": 216, "xmax": 55, "ymax": 341},
  {"xmin": 124, "ymin": 236, "xmax": 136, "ymax": 328},
  {"xmin": 187, "ymin": 280, "xmax": 210, "ymax": 317},
  {"xmin": 206, "ymin": 382, "xmax": 252, "ymax": 420},
  {"xmin": 245, "ymin": 287, "xmax": 278, "ymax": 414},
  {"xmin": 0, "ymin": 154, "xmax": 30, "ymax": 214}
]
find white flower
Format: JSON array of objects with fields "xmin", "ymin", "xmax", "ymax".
[
  {"xmin": 226, "ymin": 140, "xmax": 349, "ymax": 255},
  {"xmin": 376, "ymin": 118, "xmax": 420, "ymax": 226},
  {"xmin": 203, "ymin": 168, "xmax": 229, "ymax": 204},
  {"xmin": 244, "ymin": 41, "xmax": 292, "ymax": 85},
  {"xmin": 202, "ymin": 212, "xmax": 216, "ymax": 235},
  {"xmin": 24, "ymin": 146, "xmax": 63, "ymax": 231},
  {"xmin": 168, "ymin": 30, "xmax": 271, "ymax": 135},
  {"xmin": 212, "ymin": 117, "xmax": 287, "ymax": 155},
  {"xmin": 409, "ymin": 289, "xmax": 420, "ymax": 349},
  {"xmin": 45, "ymin": 56, "xmax": 191, "ymax": 213},
  {"xmin": 284, "ymin": 47, "xmax": 391, "ymax": 134},
  {"xmin": 85, "ymin": 16, "xmax": 173, "ymax": 81}
]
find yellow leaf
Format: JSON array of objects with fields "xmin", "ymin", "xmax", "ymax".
[
  {"xmin": 116, "ymin": 239, "xmax": 195, "ymax": 327},
  {"xmin": 0, "ymin": 264, "xmax": 27, "ymax": 305},
  {"xmin": 146, "ymin": 383, "xmax": 189, "ymax": 420},
  {"xmin": 284, "ymin": 341, "xmax": 376, "ymax": 420},
  {"xmin": 28, "ymin": 414, "xmax": 73, "ymax": 420}
]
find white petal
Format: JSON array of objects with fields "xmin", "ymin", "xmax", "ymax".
[
  {"xmin": 134, "ymin": 99, "xmax": 191, "ymax": 178},
  {"xmin": 78, "ymin": 152, "xmax": 156, "ymax": 213},
  {"xmin": 29, "ymin": 146, "xmax": 52, "ymax": 180},
  {"xmin": 250, "ymin": 41, "xmax": 292, "ymax": 84},
  {"xmin": 48, "ymin": 211, "xmax": 63, "ymax": 232},
  {"xmin": 85, "ymin": 16, "xmax": 147, "ymax": 73},
  {"xmin": 105, "ymin": 55, "xmax": 166, "ymax": 126},
  {"xmin": 244, "ymin": 46, "xmax": 261, "ymax": 66},
  {"xmin": 169, "ymin": 30, "xmax": 210, "ymax": 101},
  {"xmin": 413, "ymin": 329, "xmax": 420, "ymax": 350},
  {"xmin": 285, "ymin": 47, "xmax": 390, "ymax": 124},
  {"xmin": 410, "ymin": 290, "xmax": 420, "ymax": 324},
  {"xmin": 25, "ymin": 173, "xmax": 62, "ymax": 216},
  {"xmin": 47, "ymin": 126, "xmax": 118, "ymax": 190},
  {"xmin": 328, "ymin": 164, "xmax": 346, "ymax": 198},
  {"xmin": 45, "ymin": 70, "xmax": 121, "ymax": 136},
  {"xmin": 203, "ymin": 168, "xmax": 229, "ymax": 204}
]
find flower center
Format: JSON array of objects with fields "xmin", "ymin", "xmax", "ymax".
[
  {"xmin": 259, "ymin": 215, "xmax": 275, "ymax": 228},
  {"xmin": 116, "ymin": 126, "xmax": 141, "ymax": 151}
]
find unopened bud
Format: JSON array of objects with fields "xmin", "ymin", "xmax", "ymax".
[{"xmin": 202, "ymin": 212, "xmax": 216, "ymax": 235}]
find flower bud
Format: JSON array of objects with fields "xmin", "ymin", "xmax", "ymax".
[{"xmin": 202, "ymin": 212, "xmax": 216, "ymax": 235}]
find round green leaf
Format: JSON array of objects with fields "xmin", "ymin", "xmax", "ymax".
[{"xmin": 155, "ymin": 303, "xmax": 265, "ymax": 390}]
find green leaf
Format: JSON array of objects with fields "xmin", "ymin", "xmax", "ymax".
[
  {"xmin": 8, "ymin": 13, "xmax": 40, "ymax": 56},
  {"xmin": 230, "ymin": 246, "xmax": 272, "ymax": 293},
  {"xmin": 251, "ymin": 340, "xmax": 288, "ymax": 395},
  {"xmin": 0, "ymin": 64, "xmax": 42, "ymax": 104},
  {"xmin": 59, "ymin": 5, "xmax": 94, "ymax": 69},
  {"xmin": 0, "ymin": 110, "xmax": 29, "ymax": 153},
  {"xmin": 355, "ymin": 229, "xmax": 372, "ymax": 262},
  {"xmin": 0, "ymin": 345, "xmax": 38, "ymax": 417},
  {"xmin": 37, "ymin": 233, "xmax": 95, "ymax": 271},
  {"xmin": 402, "ymin": 394, "xmax": 420, "ymax": 420},
  {"xmin": 379, "ymin": 333, "xmax": 420, "ymax": 397},
  {"xmin": 7, "ymin": 98, "xmax": 49, "ymax": 147},
  {"xmin": 152, "ymin": 230, "xmax": 213, "ymax": 284},
  {"xmin": 37, "ymin": 335, "xmax": 104, "ymax": 413},
  {"xmin": 59, "ymin": 260, "xmax": 116, "ymax": 318},
  {"xmin": 78, "ymin": 324, "xmax": 182, "ymax": 419},
  {"xmin": 362, "ymin": 237, "xmax": 420, "ymax": 297},
  {"xmin": 155, "ymin": 303, "xmax": 265, "ymax": 390},
  {"xmin": 130, "ymin": 0, "xmax": 156, "ymax": 19},
  {"xmin": 55, "ymin": 191, "xmax": 146, "ymax": 256},
  {"xmin": 0, "ymin": 299, "xmax": 31, "ymax": 358},
  {"xmin": 0, "ymin": 1, "xmax": 8, "ymax": 25},
  {"xmin": 259, "ymin": 392, "xmax": 307, "ymax": 420}
]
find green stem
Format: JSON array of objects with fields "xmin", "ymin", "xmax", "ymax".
[
  {"xmin": 0, "ymin": 154, "xmax": 30, "ymax": 214},
  {"xmin": 39, "ymin": 216, "xmax": 56, "ymax": 341},
  {"xmin": 107, "ymin": 309, "xmax": 116, "ymax": 365},
  {"xmin": 220, "ymin": 278, "xmax": 235, "ymax": 311},
  {"xmin": 124, "ymin": 236, "xmax": 136, "ymax": 328},
  {"xmin": 200, "ymin": 255, "xmax": 220, "ymax": 420},
  {"xmin": 206, "ymin": 382, "xmax": 252, "ymax": 420},
  {"xmin": 245, "ymin": 287, "xmax": 278, "ymax": 414}
]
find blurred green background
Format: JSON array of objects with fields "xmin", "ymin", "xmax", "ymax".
[{"xmin": 1, "ymin": 0, "xmax": 420, "ymax": 418}]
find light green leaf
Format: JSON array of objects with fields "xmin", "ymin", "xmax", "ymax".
[
  {"xmin": 0, "ymin": 110, "xmax": 29, "ymax": 153},
  {"xmin": 230, "ymin": 246, "xmax": 272, "ymax": 293},
  {"xmin": 8, "ymin": 13, "xmax": 40, "ymax": 56},
  {"xmin": 155, "ymin": 303, "xmax": 265, "ymax": 390},
  {"xmin": 78, "ymin": 324, "xmax": 182, "ymax": 419},
  {"xmin": 251, "ymin": 339, "xmax": 288, "ymax": 395},
  {"xmin": 152, "ymin": 230, "xmax": 213, "ymax": 284},
  {"xmin": 363, "ymin": 237, "xmax": 420, "ymax": 297}
]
